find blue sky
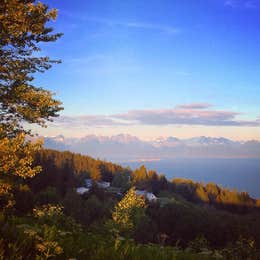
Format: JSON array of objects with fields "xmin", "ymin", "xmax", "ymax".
[{"xmin": 35, "ymin": 0, "xmax": 260, "ymax": 140}]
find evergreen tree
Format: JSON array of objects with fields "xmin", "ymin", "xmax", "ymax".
[{"xmin": 133, "ymin": 165, "xmax": 148, "ymax": 184}]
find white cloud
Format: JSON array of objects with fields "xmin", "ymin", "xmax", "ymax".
[
  {"xmin": 61, "ymin": 12, "xmax": 180, "ymax": 35},
  {"xmin": 175, "ymin": 103, "xmax": 212, "ymax": 109},
  {"xmin": 224, "ymin": 0, "xmax": 260, "ymax": 8},
  {"xmin": 50, "ymin": 104, "xmax": 260, "ymax": 128}
]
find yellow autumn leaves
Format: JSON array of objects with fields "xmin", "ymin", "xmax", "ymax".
[
  {"xmin": 0, "ymin": 128, "xmax": 42, "ymax": 179},
  {"xmin": 112, "ymin": 187, "xmax": 146, "ymax": 233}
]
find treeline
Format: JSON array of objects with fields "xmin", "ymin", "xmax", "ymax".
[
  {"xmin": 172, "ymin": 178, "xmax": 260, "ymax": 212},
  {"xmin": 132, "ymin": 165, "xmax": 260, "ymax": 212},
  {"xmin": 28, "ymin": 149, "xmax": 131, "ymax": 194}
]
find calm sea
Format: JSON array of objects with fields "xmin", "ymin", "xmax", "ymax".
[{"xmin": 121, "ymin": 158, "xmax": 260, "ymax": 199}]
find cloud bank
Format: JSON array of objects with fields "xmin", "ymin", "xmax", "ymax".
[{"xmin": 50, "ymin": 103, "xmax": 260, "ymax": 129}]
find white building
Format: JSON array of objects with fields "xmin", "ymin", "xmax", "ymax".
[
  {"xmin": 146, "ymin": 192, "xmax": 157, "ymax": 202},
  {"xmin": 84, "ymin": 178, "xmax": 110, "ymax": 189},
  {"xmin": 97, "ymin": 181, "xmax": 110, "ymax": 189},
  {"xmin": 76, "ymin": 187, "xmax": 89, "ymax": 195},
  {"xmin": 136, "ymin": 190, "xmax": 157, "ymax": 202}
]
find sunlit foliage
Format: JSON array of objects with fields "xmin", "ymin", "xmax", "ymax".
[
  {"xmin": 112, "ymin": 187, "xmax": 146, "ymax": 235},
  {"xmin": 0, "ymin": 0, "xmax": 62, "ymax": 136},
  {"xmin": 0, "ymin": 0, "xmax": 62, "ymax": 210}
]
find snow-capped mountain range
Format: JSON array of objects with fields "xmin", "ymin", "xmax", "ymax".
[{"xmin": 43, "ymin": 134, "xmax": 260, "ymax": 161}]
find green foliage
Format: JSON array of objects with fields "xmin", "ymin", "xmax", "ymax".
[
  {"xmin": 221, "ymin": 236, "xmax": 258, "ymax": 260},
  {"xmin": 34, "ymin": 187, "xmax": 61, "ymax": 206},
  {"xmin": 30, "ymin": 149, "xmax": 130, "ymax": 194},
  {"xmin": 1, "ymin": 195, "xmax": 260, "ymax": 259},
  {"xmin": 111, "ymin": 171, "xmax": 130, "ymax": 191},
  {"xmin": 22, "ymin": 148, "xmax": 260, "ymax": 253},
  {"xmin": 112, "ymin": 187, "xmax": 147, "ymax": 236},
  {"xmin": 150, "ymin": 196, "xmax": 260, "ymax": 249},
  {"xmin": 62, "ymin": 189, "xmax": 83, "ymax": 222},
  {"xmin": 188, "ymin": 234, "xmax": 209, "ymax": 253},
  {"xmin": 25, "ymin": 149, "xmax": 260, "ymax": 252},
  {"xmin": 0, "ymin": 0, "xmax": 63, "ymax": 136},
  {"xmin": 132, "ymin": 166, "xmax": 169, "ymax": 193},
  {"xmin": 0, "ymin": 204, "xmax": 83, "ymax": 259},
  {"xmin": 0, "ymin": 208, "xmax": 214, "ymax": 259},
  {"xmin": 62, "ymin": 188, "xmax": 115, "ymax": 227},
  {"xmin": 0, "ymin": 130, "xmax": 42, "ymax": 211}
]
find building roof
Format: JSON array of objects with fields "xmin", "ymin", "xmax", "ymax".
[
  {"xmin": 76, "ymin": 187, "xmax": 89, "ymax": 195},
  {"xmin": 136, "ymin": 190, "xmax": 157, "ymax": 201}
]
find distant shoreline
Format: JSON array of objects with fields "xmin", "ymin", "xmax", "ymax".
[{"xmin": 121, "ymin": 158, "xmax": 260, "ymax": 199}]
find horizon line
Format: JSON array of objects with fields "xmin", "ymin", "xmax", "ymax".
[{"xmin": 39, "ymin": 133, "xmax": 260, "ymax": 142}]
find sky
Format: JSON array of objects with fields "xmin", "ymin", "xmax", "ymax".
[{"xmin": 34, "ymin": 0, "xmax": 260, "ymax": 140}]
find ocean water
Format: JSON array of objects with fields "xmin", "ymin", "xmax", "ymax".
[{"xmin": 121, "ymin": 158, "xmax": 260, "ymax": 199}]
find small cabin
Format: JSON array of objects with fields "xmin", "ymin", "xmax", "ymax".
[
  {"xmin": 76, "ymin": 187, "xmax": 89, "ymax": 195},
  {"xmin": 84, "ymin": 179, "xmax": 110, "ymax": 189},
  {"xmin": 146, "ymin": 192, "xmax": 157, "ymax": 202},
  {"xmin": 97, "ymin": 181, "xmax": 110, "ymax": 189},
  {"xmin": 136, "ymin": 190, "xmax": 157, "ymax": 202}
]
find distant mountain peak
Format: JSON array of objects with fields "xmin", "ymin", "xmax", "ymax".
[
  {"xmin": 110, "ymin": 134, "xmax": 140, "ymax": 143},
  {"xmin": 48, "ymin": 134, "xmax": 65, "ymax": 142},
  {"xmin": 42, "ymin": 134, "xmax": 260, "ymax": 160},
  {"xmin": 152, "ymin": 136, "xmax": 181, "ymax": 147},
  {"xmin": 185, "ymin": 136, "xmax": 235, "ymax": 145}
]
